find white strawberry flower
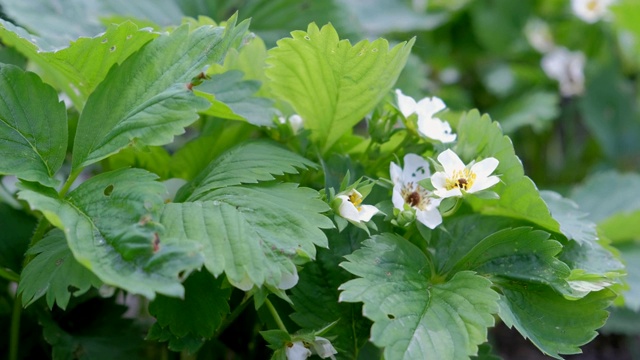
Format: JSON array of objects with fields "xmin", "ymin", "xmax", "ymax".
[
  {"xmin": 395, "ymin": 89, "xmax": 456, "ymax": 143},
  {"xmin": 571, "ymin": 0, "xmax": 615, "ymax": 23},
  {"xmin": 278, "ymin": 114, "xmax": 304, "ymax": 133},
  {"xmin": 286, "ymin": 341, "xmax": 311, "ymax": 360},
  {"xmin": 432, "ymin": 149, "xmax": 500, "ymax": 199},
  {"xmin": 390, "ymin": 154, "xmax": 443, "ymax": 229},
  {"xmin": 336, "ymin": 189, "xmax": 379, "ymax": 224},
  {"xmin": 541, "ymin": 47, "xmax": 586, "ymax": 97}
]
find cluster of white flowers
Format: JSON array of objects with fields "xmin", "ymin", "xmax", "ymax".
[
  {"xmin": 334, "ymin": 91, "xmax": 500, "ymax": 230},
  {"xmin": 285, "ymin": 337, "xmax": 337, "ymax": 360}
]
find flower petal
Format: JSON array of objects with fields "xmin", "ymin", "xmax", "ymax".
[
  {"xmin": 417, "ymin": 118, "xmax": 457, "ymax": 143},
  {"xmin": 434, "ymin": 187, "xmax": 462, "ymax": 199},
  {"xmin": 358, "ymin": 205, "xmax": 379, "ymax": 222},
  {"xmin": 390, "ymin": 161, "xmax": 403, "ymax": 185},
  {"xmin": 430, "ymin": 172, "xmax": 448, "ymax": 191},
  {"xmin": 402, "ymin": 153, "xmax": 431, "ymax": 182},
  {"xmin": 437, "ymin": 149, "xmax": 465, "ymax": 175},
  {"xmin": 469, "ymin": 175, "xmax": 500, "ymax": 193},
  {"xmin": 392, "ymin": 184, "xmax": 405, "ymax": 210},
  {"xmin": 416, "ymin": 96, "xmax": 446, "ymax": 118},
  {"xmin": 286, "ymin": 341, "xmax": 312, "ymax": 360},
  {"xmin": 416, "ymin": 208, "xmax": 443, "ymax": 229},
  {"xmin": 470, "ymin": 157, "xmax": 499, "ymax": 179},
  {"xmin": 395, "ymin": 89, "xmax": 417, "ymax": 117},
  {"xmin": 312, "ymin": 337, "xmax": 338, "ymax": 359},
  {"xmin": 337, "ymin": 195, "xmax": 361, "ymax": 223}
]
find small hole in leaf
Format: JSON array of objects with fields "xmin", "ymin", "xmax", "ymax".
[
  {"xmin": 387, "ymin": 314, "xmax": 395, "ymax": 320},
  {"xmin": 304, "ymin": 35, "xmax": 310, "ymax": 40},
  {"xmin": 101, "ymin": 38, "xmax": 108, "ymax": 43},
  {"xmin": 126, "ymin": 34, "xmax": 132, "ymax": 40},
  {"xmin": 110, "ymin": 46, "xmax": 116, "ymax": 52},
  {"xmin": 104, "ymin": 185, "xmax": 114, "ymax": 196}
]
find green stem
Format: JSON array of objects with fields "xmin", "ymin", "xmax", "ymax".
[
  {"xmin": 59, "ymin": 168, "xmax": 82, "ymax": 198},
  {"xmin": 22, "ymin": 217, "xmax": 50, "ymax": 267},
  {"xmin": 213, "ymin": 293, "xmax": 253, "ymax": 338},
  {"xmin": 440, "ymin": 197, "xmax": 462, "ymax": 217},
  {"xmin": 0, "ymin": 267, "xmax": 19, "ymax": 282},
  {"xmin": 265, "ymin": 298, "xmax": 287, "ymax": 333},
  {"xmin": 9, "ymin": 294, "xmax": 21, "ymax": 360}
]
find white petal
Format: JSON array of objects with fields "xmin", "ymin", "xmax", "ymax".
[
  {"xmin": 436, "ymin": 149, "xmax": 465, "ymax": 174},
  {"xmin": 469, "ymin": 175, "xmax": 500, "ymax": 193},
  {"xmin": 417, "ymin": 118, "xmax": 457, "ymax": 143},
  {"xmin": 416, "ymin": 208, "xmax": 443, "ymax": 229},
  {"xmin": 390, "ymin": 162, "xmax": 403, "ymax": 185},
  {"xmin": 470, "ymin": 157, "xmax": 499, "ymax": 179},
  {"xmin": 312, "ymin": 337, "xmax": 338, "ymax": 359},
  {"xmin": 415, "ymin": 96, "xmax": 446, "ymax": 118},
  {"xmin": 425, "ymin": 196, "xmax": 443, "ymax": 210},
  {"xmin": 402, "ymin": 153, "xmax": 431, "ymax": 182},
  {"xmin": 395, "ymin": 89, "xmax": 417, "ymax": 117},
  {"xmin": 278, "ymin": 267, "xmax": 299, "ymax": 290},
  {"xmin": 358, "ymin": 205, "xmax": 379, "ymax": 222},
  {"xmin": 430, "ymin": 172, "xmax": 448, "ymax": 191},
  {"xmin": 337, "ymin": 195, "xmax": 361, "ymax": 223},
  {"xmin": 288, "ymin": 114, "xmax": 304, "ymax": 133},
  {"xmin": 392, "ymin": 185, "xmax": 405, "ymax": 210},
  {"xmin": 286, "ymin": 341, "xmax": 312, "ymax": 360},
  {"xmin": 434, "ymin": 187, "xmax": 462, "ymax": 199}
]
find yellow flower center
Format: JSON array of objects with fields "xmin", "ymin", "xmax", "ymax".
[
  {"xmin": 444, "ymin": 168, "xmax": 476, "ymax": 191},
  {"xmin": 348, "ymin": 191, "xmax": 363, "ymax": 211},
  {"xmin": 587, "ymin": 0, "xmax": 598, "ymax": 11},
  {"xmin": 401, "ymin": 183, "xmax": 431, "ymax": 210}
]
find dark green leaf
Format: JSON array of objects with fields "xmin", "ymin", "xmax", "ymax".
[
  {"xmin": 19, "ymin": 169, "xmax": 204, "ymax": 299},
  {"xmin": 19, "ymin": 230, "xmax": 102, "ymax": 310},
  {"xmin": 0, "ymin": 64, "xmax": 67, "ymax": 187},
  {"xmin": 0, "ymin": 203, "xmax": 36, "ymax": 273},
  {"xmin": 148, "ymin": 271, "xmax": 231, "ymax": 338},
  {"xmin": 146, "ymin": 324, "xmax": 205, "ymax": 354},
  {"xmin": 340, "ymin": 233, "xmax": 500, "ymax": 360}
]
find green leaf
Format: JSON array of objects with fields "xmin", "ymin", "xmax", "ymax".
[
  {"xmin": 614, "ymin": 241, "xmax": 640, "ymax": 311},
  {"xmin": 146, "ymin": 324, "xmax": 205, "ymax": 354},
  {"xmin": 39, "ymin": 298, "xmax": 145, "ymax": 360},
  {"xmin": 162, "ymin": 183, "xmax": 332, "ymax": 290},
  {"xmin": 149, "ymin": 270, "xmax": 230, "ymax": 338},
  {"xmin": 0, "ymin": 64, "xmax": 67, "ymax": 187},
  {"xmin": 0, "ymin": 19, "xmax": 158, "ymax": 109},
  {"xmin": 0, "ymin": 203, "xmax": 36, "ymax": 273},
  {"xmin": 18, "ymin": 169, "xmax": 204, "ymax": 299},
  {"xmin": 570, "ymin": 171, "xmax": 640, "ymax": 242},
  {"xmin": 497, "ymin": 281, "xmax": 615, "ymax": 359},
  {"xmin": 71, "ymin": 17, "xmax": 249, "ymax": 170},
  {"xmin": 195, "ymin": 70, "xmax": 277, "ymax": 126},
  {"xmin": 18, "ymin": 230, "xmax": 102, "ymax": 310},
  {"xmin": 266, "ymin": 23, "xmax": 414, "ymax": 152},
  {"xmin": 339, "ymin": 233, "xmax": 500, "ymax": 360},
  {"xmin": 540, "ymin": 190, "xmax": 597, "ymax": 246},
  {"xmin": 175, "ymin": 140, "xmax": 315, "ymax": 202},
  {"xmin": 105, "ymin": 146, "xmax": 174, "ymax": 180},
  {"xmin": 455, "ymin": 110, "xmax": 559, "ymax": 231},
  {"xmin": 289, "ymin": 228, "xmax": 371, "ymax": 359}
]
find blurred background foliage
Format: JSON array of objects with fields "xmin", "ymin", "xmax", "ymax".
[{"xmin": 0, "ymin": 0, "xmax": 639, "ymax": 358}]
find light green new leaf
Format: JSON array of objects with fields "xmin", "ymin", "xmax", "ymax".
[
  {"xmin": 18, "ymin": 169, "xmax": 204, "ymax": 299},
  {"xmin": 540, "ymin": 190, "xmax": 597, "ymax": 246},
  {"xmin": 19, "ymin": 230, "xmax": 102, "ymax": 310},
  {"xmin": 615, "ymin": 241, "xmax": 640, "ymax": 311},
  {"xmin": 176, "ymin": 140, "xmax": 315, "ymax": 202},
  {"xmin": 455, "ymin": 110, "xmax": 559, "ymax": 231},
  {"xmin": 339, "ymin": 233, "xmax": 499, "ymax": 360},
  {"xmin": 194, "ymin": 70, "xmax": 277, "ymax": 126},
  {"xmin": 266, "ymin": 23, "xmax": 414, "ymax": 152},
  {"xmin": 0, "ymin": 19, "xmax": 158, "ymax": 109},
  {"xmin": 497, "ymin": 281, "xmax": 615, "ymax": 359},
  {"xmin": 72, "ymin": 17, "xmax": 249, "ymax": 170},
  {"xmin": 162, "ymin": 183, "xmax": 332, "ymax": 290},
  {"xmin": 0, "ymin": 64, "xmax": 67, "ymax": 187}
]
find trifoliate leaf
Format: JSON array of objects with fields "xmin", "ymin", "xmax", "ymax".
[
  {"xmin": 290, "ymin": 228, "xmax": 371, "ymax": 359},
  {"xmin": 0, "ymin": 64, "xmax": 67, "ymax": 187},
  {"xmin": 194, "ymin": 70, "xmax": 277, "ymax": 126},
  {"xmin": 19, "ymin": 169, "xmax": 204, "ymax": 299},
  {"xmin": 175, "ymin": 140, "xmax": 315, "ymax": 202},
  {"xmin": 19, "ymin": 230, "xmax": 102, "ymax": 310},
  {"xmin": 455, "ymin": 110, "xmax": 559, "ymax": 231},
  {"xmin": 71, "ymin": 17, "xmax": 249, "ymax": 170},
  {"xmin": 163, "ymin": 183, "xmax": 332, "ymax": 290},
  {"xmin": 339, "ymin": 233, "xmax": 500, "ymax": 360},
  {"xmin": 148, "ymin": 271, "xmax": 231, "ymax": 338},
  {"xmin": 497, "ymin": 281, "xmax": 615, "ymax": 359},
  {"xmin": 0, "ymin": 19, "xmax": 158, "ymax": 109},
  {"xmin": 266, "ymin": 23, "xmax": 414, "ymax": 152},
  {"xmin": 540, "ymin": 190, "xmax": 597, "ymax": 246}
]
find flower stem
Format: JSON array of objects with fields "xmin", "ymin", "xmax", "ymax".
[
  {"xmin": 9, "ymin": 294, "xmax": 21, "ymax": 360},
  {"xmin": 265, "ymin": 298, "xmax": 288, "ymax": 333},
  {"xmin": 440, "ymin": 197, "xmax": 462, "ymax": 217},
  {"xmin": 213, "ymin": 293, "xmax": 253, "ymax": 338},
  {"xmin": 0, "ymin": 267, "xmax": 19, "ymax": 282}
]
